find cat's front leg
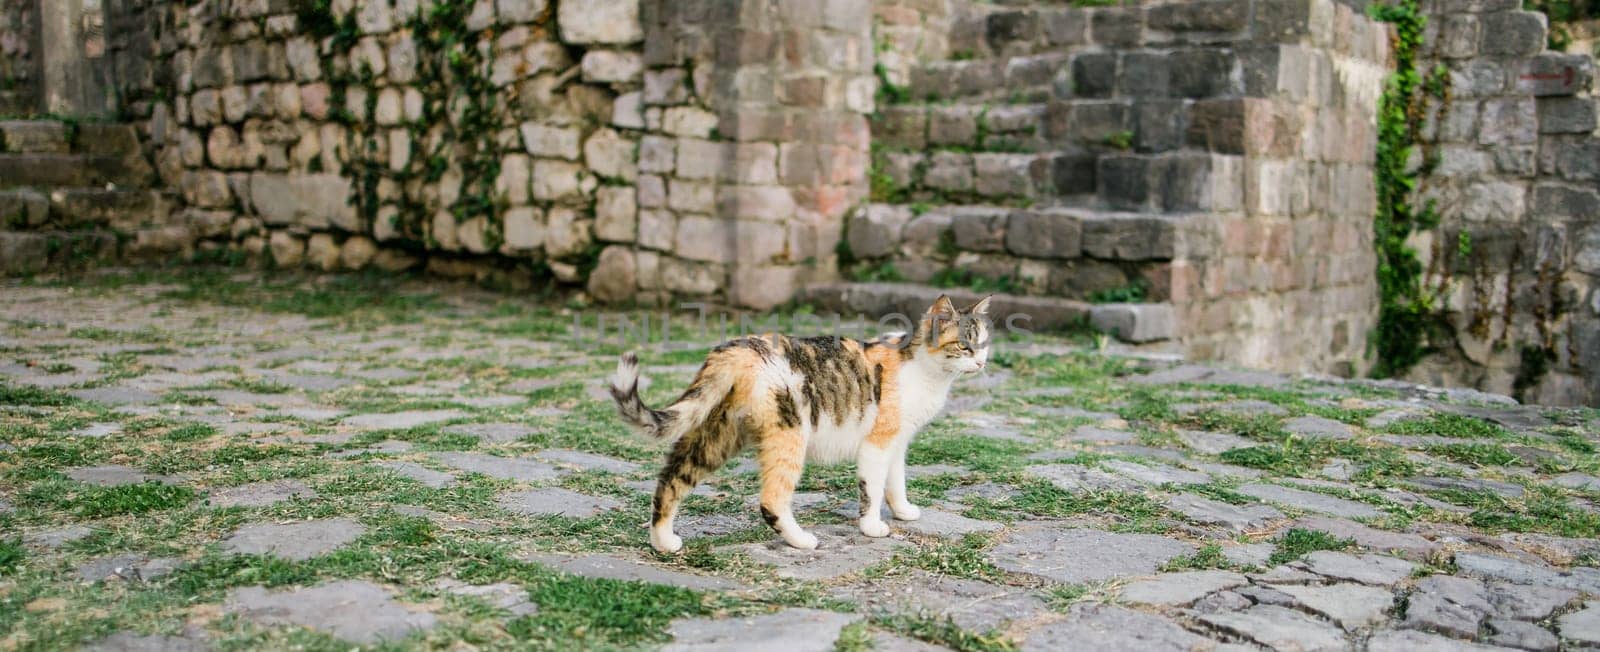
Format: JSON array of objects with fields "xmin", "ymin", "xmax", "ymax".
[
  {"xmin": 886, "ymin": 442, "xmax": 921, "ymax": 521},
  {"xmin": 856, "ymin": 445, "xmax": 892, "ymax": 537}
]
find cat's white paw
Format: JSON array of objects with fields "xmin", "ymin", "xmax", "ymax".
[
  {"xmin": 891, "ymin": 503, "xmax": 922, "ymax": 521},
  {"xmin": 859, "ymin": 518, "xmax": 891, "ymax": 538},
  {"xmin": 650, "ymin": 530, "xmax": 684, "ymax": 554},
  {"xmin": 784, "ymin": 529, "xmax": 819, "ymax": 550}
]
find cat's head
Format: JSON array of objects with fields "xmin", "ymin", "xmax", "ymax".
[{"xmin": 917, "ymin": 295, "xmax": 992, "ymax": 374}]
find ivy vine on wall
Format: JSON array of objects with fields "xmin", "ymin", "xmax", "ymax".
[
  {"xmin": 293, "ymin": 0, "xmax": 509, "ymax": 250},
  {"xmin": 1369, "ymin": 0, "xmax": 1448, "ymax": 378}
]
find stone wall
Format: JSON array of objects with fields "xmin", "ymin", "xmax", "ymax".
[
  {"xmin": 847, "ymin": 0, "xmax": 1391, "ymax": 376},
  {"xmin": 0, "ymin": 0, "xmax": 41, "ymax": 114},
  {"xmin": 100, "ymin": 0, "xmax": 868, "ymax": 310},
  {"xmin": 1407, "ymin": 0, "xmax": 1600, "ymax": 404}
]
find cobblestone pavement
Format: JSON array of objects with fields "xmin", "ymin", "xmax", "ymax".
[{"xmin": 2, "ymin": 270, "xmax": 1599, "ymax": 650}]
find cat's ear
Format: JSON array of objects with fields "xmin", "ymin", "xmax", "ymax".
[
  {"xmin": 965, "ymin": 295, "xmax": 992, "ymax": 316},
  {"xmin": 927, "ymin": 294, "xmax": 957, "ymax": 318}
]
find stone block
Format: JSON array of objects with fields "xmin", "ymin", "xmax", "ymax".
[
  {"xmin": 1090, "ymin": 303, "xmax": 1175, "ymax": 342},
  {"xmin": 1169, "ymin": 49, "xmax": 1238, "ymax": 97},
  {"xmin": 1514, "ymin": 53, "xmax": 1594, "ymax": 97},
  {"xmin": 675, "ymin": 138, "xmax": 725, "ymax": 180},
  {"xmin": 730, "ymin": 265, "xmax": 801, "ymax": 310},
  {"xmin": 544, "ymin": 207, "xmax": 592, "ymax": 258},
  {"xmin": 1046, "ymin": 100, "xmax": 1130, "ymax": 145},
  {"xmin": 1540, "ymin": 138, "xmax": 1600, "ymax": 180},
  {"xmin": 1135, "ymin": 101, "xmax": 1186, "ymax": 152},
  {"xmin": 950, "ymin": 209, "xmax": 1008, "ymax": 253},
  {"xmin": 1479, "ymin": 98, "xmax": 1538, "ymax": 146},
  {"xmin": 503, "ymin": 207, "xmax": 544, "ymax": 250},
  {"xmin": 1082, "ymin": 214, "xmax": 1175, "ymax": 260},
  {"xmin": 1532, "ymin": 183, "xmax": 1600, "ymax": 222},
  {"xmin": 717, "ymin": 185, "xmax": 795, "ymax": 222},
  {"xmin": 1046, "ymin": 9, "xmax": 1089, "ymax": 45},
  {"xmin": 1435, "ymin": 14, "xmax": 1480, "ymax": 59},
  {"xmin": 1538, "ymin": 97, "xmax": 1597, "ymax": 133},
  {"xmin": 558, "ymin": 0, "xmax": 642, "ymax": 44},
  {"xmin": 1006, "ymin": 209, "xmax": 1082, "ymax": 259},
  {"xmin": 1118, "ymin": 52, "xmax": 1170, "ymax": 97},
  {"xmin": 638, "ymin": 209, "xmax": 674, "ymax": 251},
  {"xmin": 871, "ymin": 106, "xmax": 928, "ymax": 149},
  {"xmin": 929, "ymin": 106, "xmax": 981, "ymax": 147},
  {"xmin": 1147, "ymin": 0, "xmax": 1249, "ymax": 37},
  {"xmin": 1053, "ymin": 152, "xmax": 1098, "ymax": 195},
  {"xmin": 975, "ymin": 154, "xmax": 1039, "ymax": 198},
  {"xmin": 0, "ymin": 188, "xmax": 48, "ymax": 226},
  {"xmin": 1071, "ymin": 53, "xmax": 1117, "ymax": 98},
  {"xmin": 584, "ymin": 128, "xmax": 636, "ymax": 180},
  {"xmin": 638, "ymin": 136, "xmax": 675, "ymax": 173},
  {"xmin": 581, "ymin": 50, "xmax": 643, "ymax": 83},
  {"xmin": 847, "ymin": 204, "xmax": 912, "ymax": 259},
  {"xmin": 923, "ymin": 152, "xmax": 974, "ymax": 193},
  {"xmin": 531, "ymin": 160, "xmax": 585, "ymax": 201},
  {"xmin": 594, "ymin": 186, "xmax": 636, "ymax": 242},
  {"xmin": 0, "ymin": 121, "xmax": 67, "ymax": 153},
  {"xmin": 587, "ymin": 245, "xmax": 636, "ymax": 304},
  {"xmin": 674, "ymin": 216, "xmax": 736, "ymax": 263},
  {"xmin": 521, "ymin": 123, "xmax": 580, "ymax": 160},
  {"xmin": 182, "ymin": 170, "xmax": 233, "ymax": 209},
  {"xmin": 1096, "ymin": 156, "xmax": 1154, "ymax": 210},
  {"xmin": 1090, "ymin": 7, "xmax": 1143, "ymax": 45},
  {"xmin": 1479, "ymin": 11, "xmax": 1547, "ymax": 57}
]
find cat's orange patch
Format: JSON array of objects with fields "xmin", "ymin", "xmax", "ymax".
[{"xmin": 863, "ymin": 345, "xmax": 903, "ymax": 448}]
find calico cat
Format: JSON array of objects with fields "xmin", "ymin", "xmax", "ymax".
[{"xmin": 609, "ymin": 295, "xmax": 991, "ymax": 552}]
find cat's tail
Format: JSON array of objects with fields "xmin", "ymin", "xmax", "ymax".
[{"xmin": 609, "ymin": 352, "xmax": 732, "ymax": 441}]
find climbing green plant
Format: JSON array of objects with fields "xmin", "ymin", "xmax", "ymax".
[
  {"xmin": 1368, "ymin": 0, "xmax": 1443, "ymax": 378},
  {"xmin": 293, "ymin": 0, "xmax": 510, "ymax": 247}
]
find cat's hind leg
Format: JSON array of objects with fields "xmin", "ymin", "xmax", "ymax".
[
  {"xmin": 757, "ymin": 422, "xmax": 817, "ymax": 550},
  {"xmin": 650, "ymin": 415, "xmax": 741, "ymax": 553}
]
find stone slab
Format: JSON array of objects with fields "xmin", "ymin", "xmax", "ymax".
[
  {"xmin": 1022, "ymin": 603, "xmax": 1214, "ymax": 651},
  {"xmin": 207, "ymin": 479, "xmax": 314, "ymax": 508},
  {"xmin": 343, "ymin": 409, "xmax": 465, "ymax": 430},
  {"xmin": 1296, "ymin": 551, "xmax": 1417, "ymax": 586},
  {"xmin": 1270, "ymin": 582, "xmax": 1394, "ymax": 629},
  {"xmin": 496, "ymin": 488, "xmax": 622, "ymax": 518},
  {"xmin": 225, "ymin": 580, "xmax": 437, "ymax": 644},
  {"xmin": 1197, "ymin": 605, "xmax": 1348, "ymax": 652},
  {"xmin": 990, "ymin": 526, "xmax": 1194, "ymax": 584},
  {"xmin": 1237, "ymin": 483, "xmax": 1385, "ymax": 519},
  {"xmin": 219, "ymin": 518, "xmax": 366, "ymax": 560},
  {"xmin": 433, "ymin": 452, "xmax": 564, "ymax": 482},
  {"xmin": 442, "ymin": 422, "xmax": 536, "ymax": 443},
  {"xmin": 663, "ymin": 608, "xmax": 860, "ymax": 652},
  {"xmin": 726, "ymin": 524, "xmax": 911, "ymax": 581},
  {"xmin": 1166, "ymin": 494, "xmax": 1284, "ymax": 532},
  {"xmin": 65, "ymin": 465, "xmax": 182, "ymax": 487},
  {"xmin": 1117, "ymin": 570, "xmax": 1248, "ymax": 606},
  {"xmin": 523, "ymin": 553, "xmax": 746, "ymax": 591},
  {"xmin": 834, "ymin": 569, "xmax": 1048, "ymax": 631}
]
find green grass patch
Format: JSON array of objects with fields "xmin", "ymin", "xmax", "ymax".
[
  {"xmin": 1268, "ymin": 528, "xmax": 1354, "ymax": 566},
  {"xmin": 1383, "ymin": 413, "xmax": 1510, "ymax": 439},
  {"xmin": 1426, "ymin": 443, "xmax": 1519, "ymax": 467}
]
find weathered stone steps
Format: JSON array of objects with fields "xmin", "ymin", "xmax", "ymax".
[
  {"xmin": 1, "ymin": 187, "xmax": 171, "ymax": 229},
  {"xmin": 0, "ymin": 153, "xmax": 153, "ymax": 189},
  {"xmin": 0, "ymin": 230, "xmax": 120, "ymax": 275},
  {"xmin": 840, "ymin": 202, "xmax": 1201, "ymax": 315},
  {"xmin": 802, "ymin": 280, "xmax": 1175, "ymax": 342}
]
